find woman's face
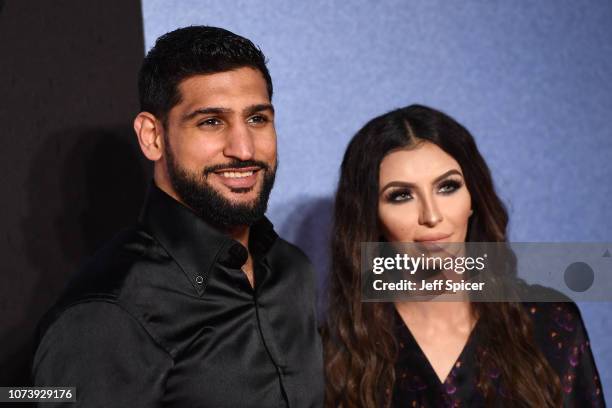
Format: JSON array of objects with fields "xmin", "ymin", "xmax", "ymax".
[{"xmin": 378, "ymin": 141, "xmax": 472, "ymax": 243}]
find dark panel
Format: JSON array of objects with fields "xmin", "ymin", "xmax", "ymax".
[{"xmin": 0, "ymin": 1, "xmax": 147, "ymax": 385}]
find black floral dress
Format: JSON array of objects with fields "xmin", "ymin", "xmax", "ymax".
[{"xmin": 392, "ymin": 301, "xmax": 605, "ymax": 407}]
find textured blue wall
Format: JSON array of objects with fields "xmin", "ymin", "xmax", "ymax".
[{"xmin": 142, "ymin": 0, "xmax": 612, "ymax": 399}]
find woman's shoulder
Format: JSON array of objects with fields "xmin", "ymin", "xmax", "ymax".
[
  {"xmin": 520, "ymin": 285, "xmax": 595, "ymax": 376},
  {"xmin": 520, "ymin": 286, "xmax": 604, "ymax": 405},
  {"xmin": 520, "ymin": 284, "xmax": 586, "ymax": 337}
]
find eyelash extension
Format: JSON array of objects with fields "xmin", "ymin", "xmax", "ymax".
[
  {"xmin": 438, "ymin": 179, "xmax": 463, "ymax": 194},
  {"xmin": 385, "ymin": 179, "xmax": 463, "ymax": 203},
  {"xmin": 386, "ymin": 189, "xmax": 412, "ymax": 203}
]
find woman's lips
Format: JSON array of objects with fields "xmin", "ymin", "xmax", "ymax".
[
  {"xmin": 414, "ymin": 233, "xmax": 452, "ymax": 243},
  {"xmin": 214, "ymin": 167, "xmax": 260, "ymax": 189}
]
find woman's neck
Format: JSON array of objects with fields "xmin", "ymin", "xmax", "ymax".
[{"xmin": 395, "ymin": 300, "xmax": 475, "ymax": 331}]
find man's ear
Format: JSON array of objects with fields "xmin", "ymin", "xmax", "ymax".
[{"xmin": 133, "ymin": 112, "xmax": 164, "ymax": 161}]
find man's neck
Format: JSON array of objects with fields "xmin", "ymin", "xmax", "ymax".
[
  {"xmin": 154, "ymin": 178, "xmax": 255, "ymax": 286},
  {"xmin": 225, "ymin": 225, "xmax": 250, "ymax": 249},
  {"xmin": 226, "ymin": 224, "xmax": 255, "ymax": 288}
]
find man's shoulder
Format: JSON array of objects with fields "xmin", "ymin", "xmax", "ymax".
[
  {"xmin": 59, "ymin": 225, "xmax": 172, "ymax": 303},
  {"xmin": 268, "ymin": 236, "xmax": 314, "ymax": 269},
  {"xmin": 266, "ymin": 237, "xmax": 314, "ymax": 275},
  {"xmin": 37, "ymin": 225, "xmax": 182, "ymax": 346},
  {"xmin": 264, "ymin": 237, "xmax": 320, "ymax": 297}
]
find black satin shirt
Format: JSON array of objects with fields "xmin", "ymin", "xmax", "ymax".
[
  {"xmin": 33, "ymin": 184, "xmax": 324, "ymax": 407},
  {"xmin": 392, "ymin": 300, "xmax": 605, "ymax": 407}
]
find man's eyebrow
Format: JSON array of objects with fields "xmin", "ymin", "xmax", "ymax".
[
  {"xmin": 244, "ymin": 103, "xmax": 275, "ymax": 116},
  {"xmin": 181, "ymin": 104, "xmax": 274, "ymax": 122},
  {"xmin": 182, "ymin": 107, "xmax": 230, "ymax": 122}
]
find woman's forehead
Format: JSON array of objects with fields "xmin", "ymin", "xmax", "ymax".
[{"xmin": 379, "ymin": 142, "xmax": 463, "ymax": 182}]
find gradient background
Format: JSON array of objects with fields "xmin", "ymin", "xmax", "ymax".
[{"xmin": 1, "ymin": 0, "xmax": 611, "ymax": 400}]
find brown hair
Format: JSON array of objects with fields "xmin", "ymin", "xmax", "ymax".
[{"xmin": 323, "ymin": 105, "xmax": 561, "ymax": 407}]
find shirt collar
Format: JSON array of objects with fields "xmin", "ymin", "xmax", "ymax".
[{"xmin": 138, "ymin": 182, "xmax": 278, "ymax": 296}]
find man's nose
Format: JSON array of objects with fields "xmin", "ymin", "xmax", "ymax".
[
  {"xmin": 223, "ymin": 122, "xmax": 255, "ymax": 161},
  {"xmin": 418, "ymin": 195, "xmax": 443, "ymax": 227}
]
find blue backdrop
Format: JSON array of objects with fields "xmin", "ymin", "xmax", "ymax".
[{"xmin": 142, "ymin": 0, "xmax": 612, "ymax": 398}]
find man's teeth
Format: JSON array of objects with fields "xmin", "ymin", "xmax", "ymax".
[{"xmin": 220, "ymin": 171, "xmax": 254, "ymax": 178}]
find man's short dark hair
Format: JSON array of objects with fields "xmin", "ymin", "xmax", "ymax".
[{"xmin": 138, "ymin": 26, "xmax": 273, "ymax": 124}]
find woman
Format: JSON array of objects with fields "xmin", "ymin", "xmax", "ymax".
[{"xmin": 323, "ymin": 105, "xmax": 604, "ymax": 407}]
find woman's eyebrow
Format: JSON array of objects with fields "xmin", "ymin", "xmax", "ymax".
[{"xmin": 432, "ymin": 169, "xmax": 462, "ymax": 183}]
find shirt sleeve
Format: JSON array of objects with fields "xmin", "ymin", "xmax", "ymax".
[
  {"xmin": 32, "ymin": 301, "xmax": 173, "ymax": 408},
  {"xmin": 553, "ymin": 303, "xmax": 606, "ymax": 408}
]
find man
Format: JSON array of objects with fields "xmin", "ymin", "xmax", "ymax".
[{"xmin": 33, "ymin": 26, "xmax": 323, "ymax": 407}]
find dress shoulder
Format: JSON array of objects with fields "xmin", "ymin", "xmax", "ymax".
[{"xmin": 522, "ymin": 287, "xmax": 605, "ymax": 406}]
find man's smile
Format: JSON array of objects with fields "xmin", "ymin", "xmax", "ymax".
[{"xmin": 213, "ymin": 166, "xmax": 261, "ymax": 190}]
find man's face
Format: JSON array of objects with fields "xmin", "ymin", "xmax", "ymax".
[{"xmin": 161, "ymin": 67, "xmax": 277, "ymax": 227}]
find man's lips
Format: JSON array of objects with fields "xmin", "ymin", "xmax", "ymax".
[{"xmin": 212, "ymin": 167, "xmax": 261, "ymax": 190}]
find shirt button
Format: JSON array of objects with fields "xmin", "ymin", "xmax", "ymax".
[{"xmin": 195, "ymin": 275, "xmax": 204, "ymax": 284}]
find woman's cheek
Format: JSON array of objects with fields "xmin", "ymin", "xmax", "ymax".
[
  {"xmin": 444, "ymin": 193, "xmax": 472, "ymax": 234},
  {"xmin": 379, "ymin": 205, "xmax": 416, "ymax": 242}
]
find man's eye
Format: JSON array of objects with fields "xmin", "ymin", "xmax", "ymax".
[
  {"xmin": 248, "ymin": 115, "xmax": 268, "ymax": 125},
  {"xmin": 198, "ymin": 118, "xmax": 221, "ymax": 127}
]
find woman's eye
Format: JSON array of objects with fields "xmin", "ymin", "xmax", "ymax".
[
  {"xmin": 387, "ymin": 190, "xmax": 413, "ymax": 203},
  {"xmin": 438, "ymin": 179, "xmax": 462, "ymax": 194},
  {"xmin": 198, "ymin": 118, "xmax": 221, "ymax": 127}
]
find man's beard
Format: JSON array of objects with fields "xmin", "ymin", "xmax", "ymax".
[{"xmin": 165, "ymin": 147, "xmax": 277, "ymax": 229}]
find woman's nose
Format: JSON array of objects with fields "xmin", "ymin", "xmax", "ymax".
[{"xmin": 418, "ymin": 195, "xmax": 442, "ymax": 227}]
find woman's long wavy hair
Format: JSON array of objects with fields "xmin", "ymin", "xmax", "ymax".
[{"xmin": 323, "ymin": 105, "xmax": 561, "ymax": 407}]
